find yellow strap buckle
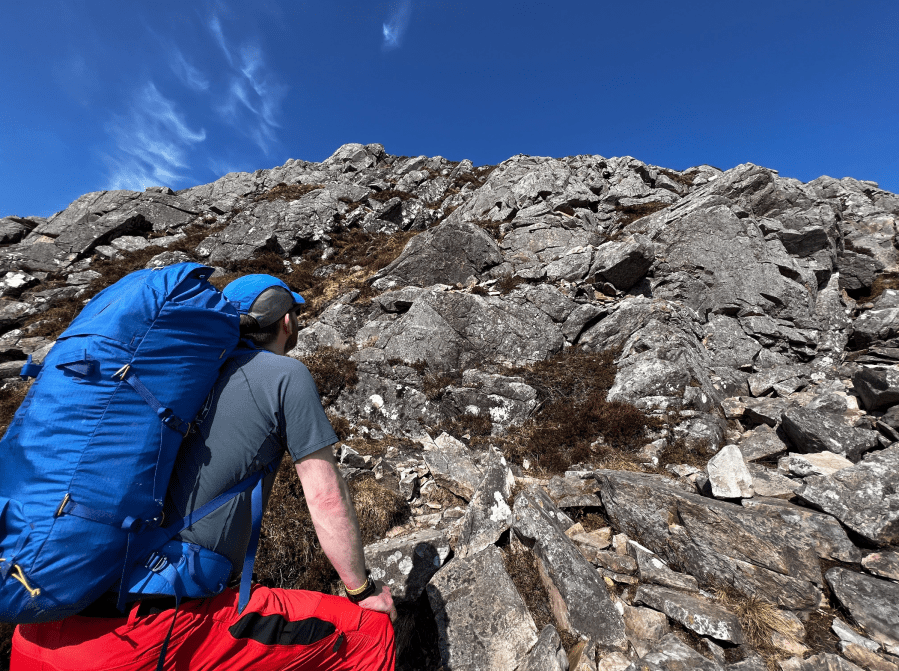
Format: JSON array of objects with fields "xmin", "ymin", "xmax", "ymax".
[{"xmin": 0, "ymin": 560, "xmax": 41, "ymax": 598}]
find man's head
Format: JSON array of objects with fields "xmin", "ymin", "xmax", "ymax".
[{"xmin": 224, "ymin": 275, "xmax": 305, "ymax": 352}]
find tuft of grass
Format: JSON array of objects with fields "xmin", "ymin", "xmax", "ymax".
[
  {"xmin": 422, "ymin": 371, "xmax": 458, "ymax": 401},
  {"xmin": 369, "ymin": 189, "xmax": 415, "ymax": 203},
  {"xmin": 714, "ymin": 585, "xmax": 804, "ymax": 669},
  {"xmin": 501, "ymin": 542, "xmax": 580, "ymax": 654},
  {"xmin": 0, "ymin": 381, "xmax": 30, "ymax": 435},
  {"xmin": 656, "ymin": 438, "xmax": 709, "ymax": 470},
  {"xmin": 859, "ymin": 271, "xmax": 899, "ymax": 303},
  {"xmin": 657, "ymin": 169, "xmax": 696, "ymax": 188},
  {"xmin": 497, "ymin": 274, "xmax": 526, "ymax": 294},
  {"xmin": 302, "ymin": 347, "xmax": 358, "ymax": 407},
  {"xmin": 613, "ymin": 201, "xmax": 671, "ymax": 226},
  {"xmin": 433, "ymin": 412, "xmax": 493, "ymax": 442},
  {"xmin": 256, "ymin": 457, "xmax": 410, "ymax": 593},
  {"xmin": 255, "ymin": 183, "xmax": 324, "ymax": 202},
  {"xmin": 488, "ymin": 347, "xmax": 659, "ymax": 475}
]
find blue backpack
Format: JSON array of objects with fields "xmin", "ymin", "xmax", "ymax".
[{"xmin": 0, "ymin": 262, "xmax": 278, "ymax": 624}]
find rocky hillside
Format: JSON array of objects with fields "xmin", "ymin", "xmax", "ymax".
[{"xmin": 1, "ymin": 143, "xmax": 898, "ymax": 670}]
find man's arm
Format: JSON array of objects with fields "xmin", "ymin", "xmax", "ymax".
[{"xmin": 294, "ymin": 446, "xmax": 396, "ymax": 620}]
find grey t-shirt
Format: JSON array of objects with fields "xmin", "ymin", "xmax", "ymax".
[{"xmin": 164, "ymin": 348, "xmax": 338, "ymax": 579}]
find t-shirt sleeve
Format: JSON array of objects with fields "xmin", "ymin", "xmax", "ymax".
[{"xmin": 278, "ymin": 360, "xmax": 339, "ymax": 461}]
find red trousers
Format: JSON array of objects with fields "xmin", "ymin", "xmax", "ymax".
[{"xmin": 11, "ymin": 586, "xmax": 395, "ymax": 671}]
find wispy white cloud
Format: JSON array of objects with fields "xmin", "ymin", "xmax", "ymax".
[
  {"xmin": 208, "ymin": 15, "xmax": 234, "ymax": 67},
  {"xmin": 209, "ymin": 17, "xmax": 286, "ymax": 154},
  {"xmin": 168, "ymin": 47, "xmax": 210, "ymax": 92},
  {"xmin": 104, "ymin": 82, "xmax": 206, "ymax": 190},
  {"xmin": 382, "ymin": 0, "xmax": 413, "ymax": 50}
]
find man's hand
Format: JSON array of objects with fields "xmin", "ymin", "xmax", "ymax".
[{"xmin": 357, "ymin": 582, "xmax": 397, "ymax": 622}]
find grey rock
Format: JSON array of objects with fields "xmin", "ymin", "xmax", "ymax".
[
  {"xmin": 519, "ymin": 283, "xmax": 577, "ymax": 322},
  {"xmin": 547, "ymin": 475, "xmax": 602, "ymax": 508},
  {"xmin": 798, "ymin": 445, "xmax": 899, "ymax": 544},
  {"xmin": 561, "ymin": 303, "xmax": 607, "ymax": 342},
  {"xmin": 706, "ymin": 444, "xmax": 754, "ymax": 498},
  {"xmin": 199, "ymin": 190, "xmax": 340, "ymax": 263},
  {"xmin": 726, "ymin": 653, "xmax": 768, "ymax": 671},
  {"xmin": 838, "ymin": 251, "xmax": 885, "ymax": 291},
  {"xmin": 0, "ymin": 271, "xmax": 39, "ymax": 298},
  {"xmin": 581, "ymin": 548, "xmax": 636, "ymax": 575},
  {"xmin": 364, "ymin": 529, "xmax": 450, "ymax": 603},
  {"xmin": 378, "ymin": 289, "xmax": 564, "ymax": 371},
  {"xmin": 518, "ymin": 625, "xmax": 569, "ymax": 671},
  {"xmin": 826, "ymin": 567, "xmax": 899, "ymax": 649},
  {"xmin": 852, "ymin": 308, "xmax": 899, "ymax": 349},
  {"xmin": 746, "ymin": 464, "xmax": 801, "ymax": 499},
  {"xmin": 862, "ymin": 551, "xmax": 899, "ymax": 581},
  {"xmin": 832, "ymin": 617, "xmax": 882, "ymax": 652},
  {"xmin": 456, "ymin": 450, "xmax": 515, "ymax": 558},
  {"xmin": 624, "ymin": 633, "xmax": 724, "ymax": 671},
  {"xmin": 740, "ymin": 497, "xmax": 861, "ymax": 563},
  {"xmin": 702, "ymin": 315, "xmax": 762, "ymax": 369},
  {"xmin": 427, "ymin": 545, "xmax": 538, "ymax": 671},
  {"xmin": 596, "ymin": 470, "xmax": 823, "ymax": 611},
  {"xmin": 0, "ymin": 300, "xmax": 33, "ymax": 331},
  {"xmin": 738, "ymin": 424, "xmax": 789, "ymax": 461},
  {"xmin": 635, "ymin": 584, "xmax": 743, "ymax": 643},
  {"xmin": 839, "ymin": 642, "xmax": 899, "ymax": 671},
  {"xmin": 421, "ymin": 433, "xmax": 483, "ymax": 500},
  {"xmin": 779, "ymin": 653, "xmax": 865, "ymax": 671},
  {"xmin": 781, "ymin": 406, "xmax": 880, "ymax": 461},
  {"xmin": 779, "ymin": 451, "xmax": 854, "ymax": 477},
  {"xmin": 589, "ymin": 235, "xmax": 654, "ymax": 291},
  {"xmin": 748, "ymin": 364, "xmax": 810, "ymax": 397},
  {"xmin": 372, "ymin": 220, "xmax": 502, "ymax": 289},
  {"xmin": 512, "ymin": 487, "xmax": 626, "ymax": 648},
  {"xmin": 853, "ymin": 367, "xmax": 899, "ymax": 411},
  {"xmin": 620, "ymin": 602, "xmax": 670, "ymax": 657},
  {"xmin": 372, "ymin": 286, "xmax": 424, "ymax": 313},
  {"xmin": 741, "ymin": 396, "xmax": 790, "ymax": 427},
  {"xmin": 0, "ymin": 217, "xmax": 36, "ymax": 245},
  {"xmin": 626, "ymin": 540, "xmax": 699, "ymax": 591},
  {"xmin": 145, "ymin": 250, "xmax": 194, "ymax": 268}
]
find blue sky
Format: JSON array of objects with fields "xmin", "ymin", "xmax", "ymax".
[{"xmin": 2, "ymin": 0, "xmax": 897, "ymax": 218}]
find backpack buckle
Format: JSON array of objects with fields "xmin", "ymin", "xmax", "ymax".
[{"xmin": 145, "ymin": 552, "xmax": 168, "ymax": 573}]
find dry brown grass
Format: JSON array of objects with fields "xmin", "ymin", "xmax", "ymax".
[
  {"xmin": 488, "ymin": 347, "xmax": 660, "ymax": 474},
  {"xmin": 859, "ymin": 271, "xmax": 899, "ymax": 303},
  {"xmin": 0, "ymin": 381, "xmax": 30, "ymax": 436},
  {"xmin": 714, "ymin": 586, "xmax": 803, "ymax": 669},
  {"xmin": 656, "ymin": 437, "xmax": 709, "ymax": 470},
  {"xmin": 613, "ymin": 201, "xmax": 671, "ymax": 226},
  {"xmin": 497, "ymin": 273, "xmax": 526, "ymax": 294},
  {"xmin": 255, "ymin": 456, "xmax": 410, "ymax": 593},
  {"xmin": 368, "ymin": 189, "xmax": 415, "ymax": 203},
  {"xmin": 302, "ymin": 347, "xmax": 358, "ymax": 407},
  {"xmin": 254, "ymin": 183, "xmax": 324, "ymax": 202},
  {"xmin": 657, "ymin": 169, "xmax": 696, "ymax": 188},
  {"xmin": 500, "ymin": 542, "xmax": 580, "ymax": 654}
]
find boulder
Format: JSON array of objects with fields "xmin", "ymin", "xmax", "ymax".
[
  {"xmin": 798, "ymin": 445, "xmax": 899, "ymax": 545},
  {"xmin": 596, "ymin": 470, "xmax": 823, "ymax": 612},
  {"xmin": 862, "ymin": 551, "xmax": 899, "ymax": 581},
  {"xmin": 852, "ymin": 367, "xmax": 899, "ymax": 411},
  {"xmin": 781, "ymin": 407, "xmax": 880, "ymax": 461},
  {"xmin": 421, "ymin": 433, "xmax": 483, "ymax": 500},
  {"xmin": 740, "ymin": 497, "xmax": 861, "ymax": 563},
  {"xmin": 371, "ymin": 220, "xmax": 503, "ymax": 289},
  {"xmin": 377, "ymin": 289, "xmax": 564, "ymax": 371},
  {"xmin": 839, "ymin": 643, "xmax": 899, "ymax": 671},
  {"xmin": 851, "ymin": 308, "xmax": 899, "ymax": 349},
  {"xmin": 427, "ymin": 545, "xmax": 538, "ymax": 671},
  {"xmin": 624, "ymin": 633, "xmax": 724, "ymax": 671},
  {"xmin": 620, "ymin": 602, "xmax": 670, "ymax": 657},
  {"xmin": 626, "ymin": 540, "xmax": 699, "ymax": 592},
  {"xmin": 826, "ymin": 567, "xmax": 899, "ymax": 649},
  {"xmin": 736, "ymin": 426, "xmax": 788, "ymax": 462},
  {"xmin": 779, "ymin": 653, "xmax": 865, "ymax": 671},
  {"xmin": 778, "ymin": 451, "xmax": 854, "ymax": 477},
  {"xmin": 706, "ymin": 444, "xmax": 754, "ymax": 499},
  {"xmin": 455, "ymin": 450, "xmax": 515, "ymax": 558},
  {"xmin": 364, "ymin": 529, "xmax": 450, "ymax": 603},
  {"xmin": 745, "ymin": 464, "xmax": 800, "ymax": 498},
  {"xmin": 838, "ymin": 251, "xmax": 885, "ymax": 291},
  {"xmin": 518, "ymin": 625, "xmax": 568, "ymax": 671},
  {"xmin": 589, "ymin": 235, "xmax": 654, "ymax": 291},
  {"xmin": 634, "ymin": 584, "xmax": 743, "ymax": 643},
  {"xmin": 511, "ymin": 487, "xmax": 626, "ymax": 648}
]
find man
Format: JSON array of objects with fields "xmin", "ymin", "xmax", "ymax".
[{"xmin": 12, "ymin": 274, "xmax": 396, "ymax": 670}]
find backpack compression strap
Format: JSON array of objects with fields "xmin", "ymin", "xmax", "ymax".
[{"xmin": 114, "ymin": 364, "xmax": 191, "ymax": 436}]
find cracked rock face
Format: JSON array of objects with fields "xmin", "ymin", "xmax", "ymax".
[{"xmin": 5, "ymin": 143, "xmax": 899, "ymax": 670}]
